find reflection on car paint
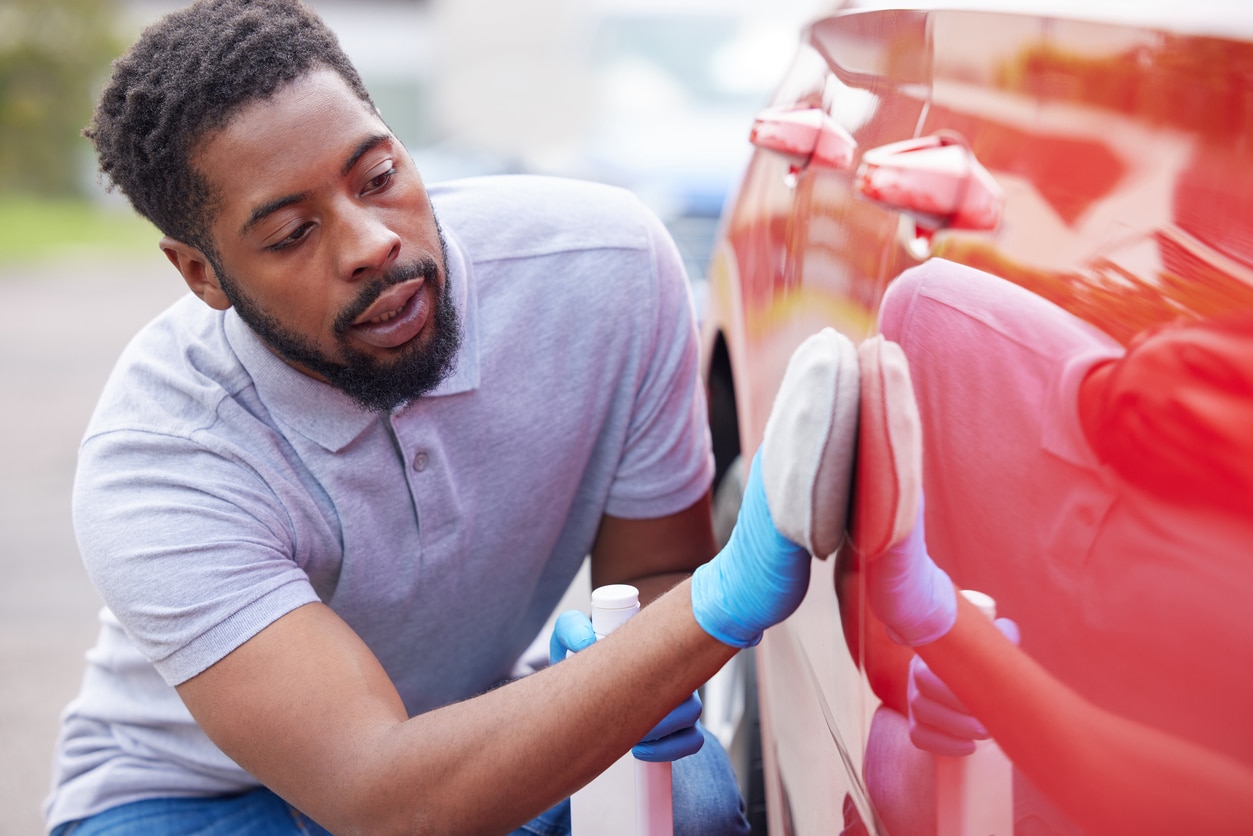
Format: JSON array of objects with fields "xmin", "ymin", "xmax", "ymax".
[{"xmin": 699, "ymin": 2, "xmax": 1253, "ymax": 833}]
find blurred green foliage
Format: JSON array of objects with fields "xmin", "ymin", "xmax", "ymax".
[
  {"xmin": 0, "ymin": 0, "xmax": 123, "ymax": 197},
  {"xmin": 0, "ymin": 197, "xmax": 157, "ymax": 263}
]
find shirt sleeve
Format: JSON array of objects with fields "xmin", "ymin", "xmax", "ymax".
[
  {"xmin": 73, "ymin": 427, "xmax": 320, "ymax": 686},
  {"xmin": 602, "ymin": 207, "xmax": 715, "ymax": 519}
]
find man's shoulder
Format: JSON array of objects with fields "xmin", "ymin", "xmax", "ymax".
[
  {"xmin": 428, "ymin": 174, "xmax": 660, "ymax": 263},
  {"xmin": 87, "ymin": 295, "xmax": 253, "ymax": 441}
]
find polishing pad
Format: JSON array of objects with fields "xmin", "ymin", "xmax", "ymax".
[
  {"xmin": 851, "ymin": 335, "xmax": 922, "ymax": 559},
  {"xmin": 761, "ymin": 328, "xmax": 860, "ymax": 559}
]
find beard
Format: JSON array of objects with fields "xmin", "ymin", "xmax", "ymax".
[{"xmin": 214, "ymin": 222, "xmax": 462, "ymax": 413}]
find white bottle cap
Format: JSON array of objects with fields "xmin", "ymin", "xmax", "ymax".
[
  {"xmin": 960, "ymin": 589, "xmax": 997, "ymax": 621},
  {"xmin": 591, "ymin": 584, "xmax": 641, "ymax": 637}
]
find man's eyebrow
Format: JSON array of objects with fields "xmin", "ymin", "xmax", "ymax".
[
  {"xmin": 342, "ymin": 133, "xmax": 391, "ymax": 177},
  {"xmin": 240, "ymin": 192, "xmax": 310, "ymax": 239},
  {"xmin": 238, "ymin": 135, "xmax": 392, "ymax": 240}
]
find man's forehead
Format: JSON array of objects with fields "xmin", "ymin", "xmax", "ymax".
[
  {"xmin": 193, "ymin": 69, "xmax": 388, "ymax": 216},
  {"xmin": 208, "ymin": 70, "xmax": 378, "ymax": 150}
]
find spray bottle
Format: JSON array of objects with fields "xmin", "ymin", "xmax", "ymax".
[{"xmin": 570, "ymin": 584, "xmax": 674, "ymax": 836}]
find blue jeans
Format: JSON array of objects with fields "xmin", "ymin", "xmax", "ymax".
[
  {"xmin": 514, "ymin": 727, "xmax": 750, "ymax": 836},
  {"xmin": 49, "ymin": 788, "xmax": 331, "ymax": 835},
  {"xmin": 52, "ymin": 729, "xmax": 749, "ymax": 836}
]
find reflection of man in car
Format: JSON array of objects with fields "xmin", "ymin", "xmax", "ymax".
[
  {"xmin": 42, "ymin": 1, "xmax": 825, "ymax": 833},
  {"xmin": 857, "ymin": 258, "xmax": 1253, "ymax": 835}
]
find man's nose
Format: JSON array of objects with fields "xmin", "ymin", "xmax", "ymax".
[{"xmin": 336, "ymin": 206, "xmax": 401, "ymax": 281}]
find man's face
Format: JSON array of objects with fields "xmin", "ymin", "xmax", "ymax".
[{"xmin": 189, "ymin": 68, "xmax": 460, "ymax": 412}]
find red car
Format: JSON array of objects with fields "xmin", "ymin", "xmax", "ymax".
[{"xmin": 699, "ymin": 1, "xmax": 1253, "ymax": 833}]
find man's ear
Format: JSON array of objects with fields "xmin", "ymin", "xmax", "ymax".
[{"xmin": 160, "ymin": 236, "xmax": 232, "ymax": 311}]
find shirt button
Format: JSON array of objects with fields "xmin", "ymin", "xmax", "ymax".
[{"xmin": 413, "ymin": 451, "xmax": 430, "ymax": 472}]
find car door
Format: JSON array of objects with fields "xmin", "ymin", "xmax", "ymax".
[
  {"xmin": 889, "ymin": 10, "xmax": 1253, "ymax": 836},
  {"xmin": 713, "ymin": 9, "xmax": 937, "ymax": 833},
  {"xmin": 704, "ymin": 3, "xmax": 1253, "ymax": 834}
]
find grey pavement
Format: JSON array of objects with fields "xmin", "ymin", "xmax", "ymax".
[{"xmin": 0, "ymin": 254, "xmax": 186, "ymax": 836}]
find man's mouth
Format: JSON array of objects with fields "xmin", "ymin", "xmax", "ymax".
[
  {"xmin": 365, "ymin": 306, "xmax": 404, "ymax": 325},
  {"xmin": 352, "ymin": 278, "xmax": 420, "ymax": 325},
  {"xmin": 348, "ymin": 279, "xmax": 432, "ymax": 350}
]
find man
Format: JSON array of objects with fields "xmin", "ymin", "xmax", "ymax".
[{"xmin": 44, "ymin": 1, "xmax": 814, "ymax": 833}]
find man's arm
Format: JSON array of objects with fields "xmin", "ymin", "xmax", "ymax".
[
  {"xmin": 177, "ymin": 446, "xmax": 813, "ymax": 836},
  {"xmin": 589, "ymin": 491, "xmax": 716, "ymax": 605},
  {"xmin": 177, "ymin": 582, "xmax": 735, "ymax": 835}
]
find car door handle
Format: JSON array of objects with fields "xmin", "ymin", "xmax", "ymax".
[
  {"xmin": 749, "ymin": 106, "xmax": 858, "ymax": 174},
  {"xmin": 855, "ymin": 133, "xmax": 1003, "ymax": 234}
]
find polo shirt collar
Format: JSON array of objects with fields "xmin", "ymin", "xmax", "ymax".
[{"xmin": 225, "ymin": 224, "xmax": 481, "ymax": 452}]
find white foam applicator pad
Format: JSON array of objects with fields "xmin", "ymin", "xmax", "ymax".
[
  {"xmin": 760, "ymin": 327, "xmax": 861, "ymax": 559},
  {"xmin": 851, "ymin": 334, "xmax": 922, "ymax": 559}
]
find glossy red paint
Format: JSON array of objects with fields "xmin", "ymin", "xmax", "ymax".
[
  {"xmin": 750, "ymin": 107, "xmax": 859, "ymax": 174},
  {"xmin": 701, "ymin": 2, "xmax": 1253, "ymax": 833},
  {"xmin": 854, "ymin": 134, "xmax": 1002, "ymax": 235}
]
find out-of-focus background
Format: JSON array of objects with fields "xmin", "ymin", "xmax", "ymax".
[{"xmin": 0, "ymin": 0, "xmax": 818, "ymax": 832}]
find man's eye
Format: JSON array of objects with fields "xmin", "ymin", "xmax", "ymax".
[
  {"xmin": 365, "ymin": 167, "xmax": 396, "ymax": 193},
  {"xmin": 267, "ymin": 222, "xmax": 313, "ymax": 252}
]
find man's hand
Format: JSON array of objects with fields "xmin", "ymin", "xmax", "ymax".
[
  {"xmin": 549, "ymin": 610, "xmax": 705, "ymax": 762},
  {"xmin": 549, "ymin": 610, "xmax": 597, "ymax": 665},
  {"xmin": 864, "ymin": 497, "xmax": 957, "ymax": 647},
  {"xmin": 691, "ymin": 450, "xmax": 811, "ymax": 648},
  {"xmin": 632, "ymin": 693, "xmax": 704, "ymax": 762},
  {"xmin": 908, "ymin": 617, "xmax": 1020, "ymax": 755}
]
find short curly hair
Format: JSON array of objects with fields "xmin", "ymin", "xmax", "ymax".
[{"xmin": 85, "ymin": 0, "xmax": 375, "ymax": 253}]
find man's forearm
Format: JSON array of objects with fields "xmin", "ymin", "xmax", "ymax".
[
  {"xmin": 180, "ymin": 452, "xmax": 810, "ymax": 833},
  {"xmin": 181, "ymin": 581, "xmax": 735, "ymax": 835},
  {"xmin": 626, "ymin": 570, "xmax": 695, "ymax": 606},
  {"xmin": 388, "ymin": 580, "xmax": 734, "ymax": 832}
]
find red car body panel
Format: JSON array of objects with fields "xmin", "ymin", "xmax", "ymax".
[{"xmin": 700, "ymin": 2, "xmax": 1253, "ymax": 833}]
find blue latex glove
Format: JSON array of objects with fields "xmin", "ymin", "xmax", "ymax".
[
  {"xmin": 908, "ymin": 617, "xmax": 1020, "ymax": 756},
  {"xmin": 691, "ymin": 450, "xmax": 811, "ymax": 648},
  {"xmin": 549, "ymin": 609, "xmax": 597, "ymax": 666},
  {"xmin": 632, "ymin": 693, "xmax": 705, "ymax": 762},
  {"xmin": 548, "ymin": 610, "xmax": 705, "ymax": 762},
  {"xmin": 864, "ymin": 495, "xmax": 957, "ymax": 646}
]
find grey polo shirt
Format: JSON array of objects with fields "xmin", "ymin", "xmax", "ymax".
[{"xmin": 45, "ymin": 175, "xmax": 713, "ymax": 829}]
